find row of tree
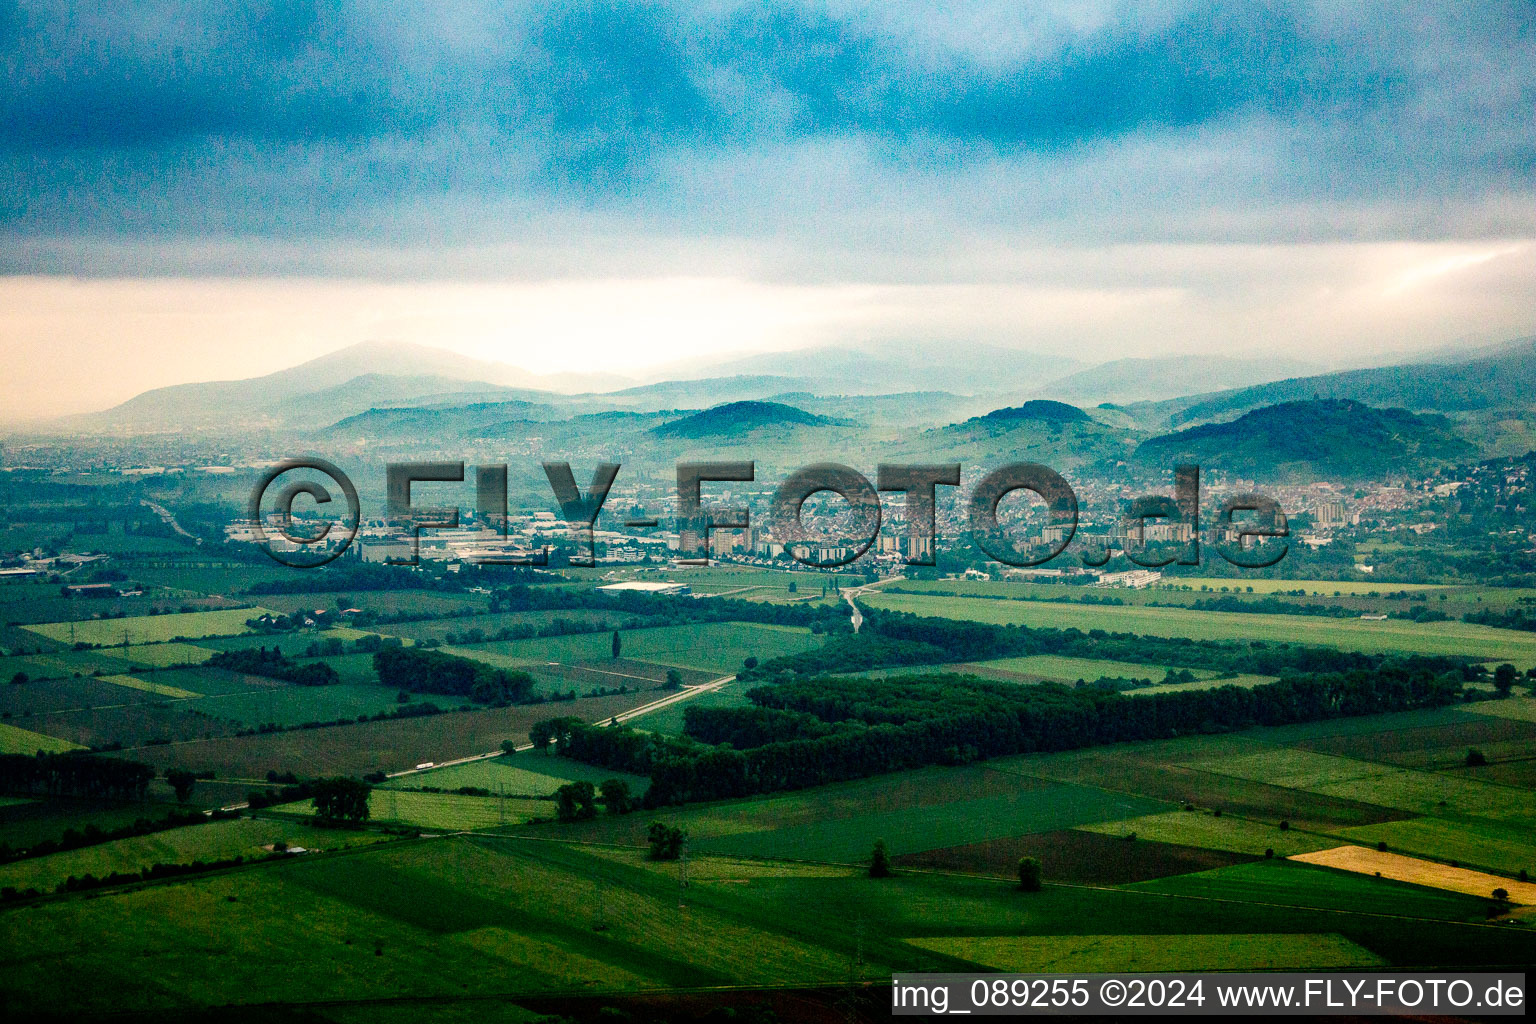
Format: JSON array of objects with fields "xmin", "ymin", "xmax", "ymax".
[
  {"xmin": 207, "ymin": 646, "xmax": 340, "ymax": 686},
  {"xmin": 738, "ymin": 606, "xmax": 1474, "ymax": 683},
  {"xmin": 0, "ymin": 751, "xmax": 154, "ymax": 800},
  {"xmin": 373, "ymin": 647, "xmax": 535, "ymax": 704},
  {"xmin": 546, "ymin": 664, "xmax": 1465, "ymax": 806}
]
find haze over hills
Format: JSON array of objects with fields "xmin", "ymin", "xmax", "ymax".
[
  {"xmin": 1126, "ymin": 338, "xmax": 1536, "ymax": 430},
  {"xmin": 50, "ymin": 341, "xmax": 624, "ymax": 433},
  {"xmin": 1029, "ymin": 355, "xmax": 1326, "ymax": 406},
  {"xmin": 673, "ymin": 340, "xmax": 1082, "ymax": 396},
  {"xmin": 26, "ymin": 336, "xmax": 1536, "ymax": 483}
]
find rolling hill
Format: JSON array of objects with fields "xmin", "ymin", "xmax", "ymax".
[
  {"xmin": 1128, "ymin": 338, "xmax": 1536, "ymax": 430},
  {"xmin": 651, "ymin": 401, "xmax": 849, "ymax": 439},
  {"xmin": 1031, "ymin": 354, "xmax": 1326, "ymax": 405},
  {"xmin": 1134, "ymin": 399, "xmax": 1477, "ymax": 482}
]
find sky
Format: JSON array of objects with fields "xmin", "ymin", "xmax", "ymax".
[{"xmin": 2, "ymin": 1, "xmax": 1534, "ymax": 419}]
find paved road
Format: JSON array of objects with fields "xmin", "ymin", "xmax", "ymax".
[
  {"xmin": 142, "ymin": 498, "xmax": 201, "ymax": 543},
  {"xmin": 381, "ymin": 673, "xmax": 736, "ymax": 780},
  {"xmin": 220, "ymin": 674, "xmax": 738, "ymax": 812}
]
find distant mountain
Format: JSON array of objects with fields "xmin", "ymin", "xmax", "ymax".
[
  {"xmin": 1131, "ymin": 338, "xmax": 1536, "ymax": 430},
  {"xmin": 1032, "ymin": 355, "xmax": 1325, "ymax": 405},
  {"xmin": 591, "ymin": 376, "xmax": 814, "ymax": 411},
  {"xmin": 322, "ymin": 400, "xmax": 566, "ymax": 439},
  {"xmin": 674, "ymin": 341, "xmax": 1081, "ymax": 396},
  {"xmin": 651, "ymin": 401, "xmax": 848, "ymax": 439},
  {"xmin": 52, "ymin": 341, "xmax": 621, "ymax": 433},
  {"xmin": 1134, "ymin": 399, "xmax": 1476, "ymax": 482}
]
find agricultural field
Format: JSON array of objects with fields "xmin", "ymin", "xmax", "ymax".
[
  {"xmin": 862, "ymin": 591, "xmax": 1536, "ymax": 665},
  {"xmin": 0, "ymin": 720, "xmax": 83, "ymax": 753},
  {"xmin": 636, "ymin": 681, "xmax": 752, "ymax": 734},
  {"xmin": 377, "ymin": 608, "xmax": 658, "ymax": 642},
  {"xmin": 22, "ymin": 607, "xmax": 268, "ymax": 646},
  {"xmin": 0, "ymin": 815, "xmax": 389, "ymax": 893},
  {"xmin": 1291, "ymin": 845, "xmax": 1536, "ymax": 903},
  {"xmin": 384, "ymin": 751, "xmax": 648, "ymax": 797},
  {"xmin": 4, "ymin": 832, "xmax": 1530, "ymax": 1020},
  {"xmin": 281, "ymin": 789, "xmax": 551, "ymax": 831},
  {"xmin": 1185, "ymin": 747, "xmax": 1536, "ymax": 821},
  {"xmin": 459, "ymin": 620, "xmax": 822, "ymax": 675},
  {"xmin": 908, "ymin": 932, "xmax": 1386, "ymax": 972},
  {"xmin": 5, "ymin": 554, "xmax": 1536, "ymax": 1018},
  {"xmin": 1076, "ymin": 809, "xmax": 1335, "ymax": 856},
  {"xmin": 129, "ymin": 691, "xmax": 664, "ymax": 778},
  {"xmin": 695, "ymin": 784, "xmax": 1168, "ymax": 862},
  {"xmin": 1335, "ymin": 817, "xmax": 1536, "ymax": 876}
]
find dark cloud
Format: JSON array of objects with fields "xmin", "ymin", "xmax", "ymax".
[{"xmin": 0, "ymin": 1, "xmax": 1531, "ymax": 251}]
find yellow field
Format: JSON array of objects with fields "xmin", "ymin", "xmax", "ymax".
[
  {"xmin": 1292, "ymin": 845, "xmax": 1536, "ymax": 903},
  {"xmin": 0, "ymin": 721, "xmax": 84, "ymax": 754},
  {"xmin": 98, "ymin": 674, "xmax": 202, "ymax": 699}
]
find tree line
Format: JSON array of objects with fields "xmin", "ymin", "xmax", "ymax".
[
  {"xmin": 373, "ymin": 647, "xmax": 535, "ymax": 704},
  {"xmin": 737, "ymin": 606, "xmax": 1473, "ymax": 683},
  {"xmin": 545, "ymin": 663, "xmax": 1466, "ymax": 807},
  {"xmin": 0, "ymin": 751, "xmax": 154, "ymax": 800},
  {"xmin": 207, "ymin": 646, "xmax": 340, "ymax": 686}
]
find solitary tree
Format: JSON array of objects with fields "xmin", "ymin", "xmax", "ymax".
[
  {"xmin": 1494, "ymin": 663, "xmax": 1518, "ymax": 697},
  {"xmin": 311, "ymin": 777, "xmax": 372, "ymax": 823},
  {"xmin": 647, "ymin": 821, "xmax": 686, "ymax": 860},
  {"xmin": 599, "ymin": 778, "xmax": 632, "ymax": 814},
  {"xmin": 868, "ymin": 838, "xmax": 892, "ymax": 878},
  {"xmin": 165, "ymin": 768, "xmax": 197, "ymax": 804},
  {"xmin": 1017, "ymin": 856, "xmax": 1042, "ymax": 892},
  {"xmin": 1467, "ymin": 748, "xmax": 1488, "ymax": 767},
  {"xmin": 1493, "ymin": 887, "xmax": 1510, "ymax": 902},
  {"xmin": 8, "ymin": 672, "xmax": 26, "ymax": 686},
  {"xmin": 663, "ymin": 669, "xmax": 683, "ymax": 691},
  {"xmin": 611, "ymin": 630, "xmax": 621, "ymax": 660},
  {"xmin": 555, "ymin": 781, "xmax": 598, "ymax": 822}
]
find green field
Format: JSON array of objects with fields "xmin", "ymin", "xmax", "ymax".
[
  {"xmin": 131, "ymin": 691, "xmax": 661, "ymax": 778},
  {"xmin": 461, "ymin": 621, "xmax": 822, "ymax": 675},
  {"xmin": 192, "ymin": 683, "xmax": 454, "ymax": 729},
  {"xmin": 23, "ymin": 607, "xmax": 269, "ymax": 646},
  {"xmin": 386, "ymin": 752, "xmax": 648, "ymax": 797},
  {"xmin": 1186, "ymin": 748, "xmax": 1536, "ymax": 822},
  {"xmin": 635, "ymin": 682, "xmax": 752, "ymax": 734},
  {"xmin": 0, "ymin": 721, "xmax": 84, "ymax": 753},
  {"xmin": 0, "ymin": 816, "xmax": 388, "ymax": 893},
  {"xmin": 972, "ymin": 654, "xmax": 1175, "ymax": 681},
  {"xmin": 96, "ymin": 673, "xmax": 202, "ymax": 698},
  {"xmin": 1076, "ymin": 810, "xmax": 1335, "ymax": 856},
  {"xmin": 910, "ymin": 931, "xmax": 1385, "ymax": 972},
  {"xmin": 1129, "ymin": 859, "xmax": 1495, "ymax": 919},
  {"xmin": 287, "ymin": 789, "xmax": 552, "ymax": 830},
  {"xmin": 119, "ymin": 642, "xmax": 217, "ymax": 667},
  {"xmin": 697, "ymin": 784, "xmax": 1169, "ymax": 861},
  {"xmin": 862, "ymin": 591, "xmax": 1536, "ymax": 665},
  {"xmin": 1336, "ymin": 817, "xmax": 1536, "ymax": 876}
]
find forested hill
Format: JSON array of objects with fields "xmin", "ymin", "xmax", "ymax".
[
  {"xmin": 1133, "ymin": 399, "xmax": 1475, "ymax": 481},
  {"xmin": 1145, "ymin": 337, "xmax": 1536, "ymax": 427},
  {"xmin": 651, "ymin": 401, "xmax": 847, "ymax": 438}
]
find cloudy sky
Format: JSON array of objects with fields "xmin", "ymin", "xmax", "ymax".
[{"xmin": 2, "ymin": 1, "xmax": 1534, "ymax": 418}]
